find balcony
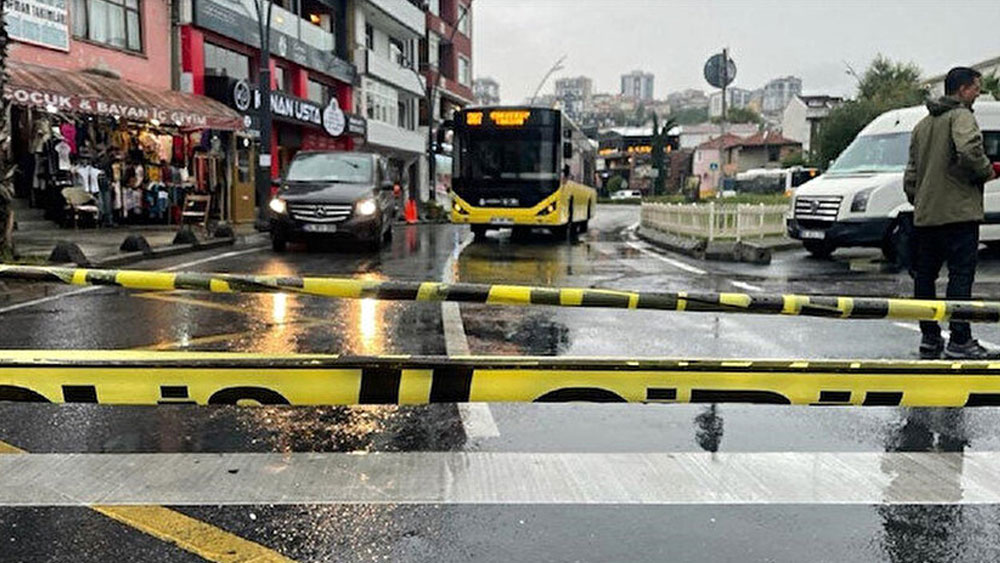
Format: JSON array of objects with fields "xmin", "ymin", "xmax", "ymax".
[
  {"xmin": 367, "ymin": 0, "xmax": 425, "ymax": 36},
  {"xmin": 366, "ymin": 50, "xmax": 425, "ymax": 96},
  {"xmin": 367, "ymin": 119, "xmax": 426, "ymax": 154},
  {"xmin": 262, "ymin": 1, "xmax": 334, "ymax": 52}
]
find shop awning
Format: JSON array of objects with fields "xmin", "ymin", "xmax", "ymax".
[{"xmin": 3, "ymin": 61, "xmax": 245, "ymax": 131}]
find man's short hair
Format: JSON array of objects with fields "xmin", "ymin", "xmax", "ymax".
[{"xmin": 945, "ymin": 67, "xmax": 982, "ymax": 95}]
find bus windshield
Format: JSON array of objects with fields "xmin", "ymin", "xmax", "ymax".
[{"xmin": 457, "ymin": 128, "xmax": 558, "ymax": 181}]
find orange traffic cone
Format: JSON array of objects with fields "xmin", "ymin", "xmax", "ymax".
[{"xmin": 404, "ymin": 199, "xmax": 417, "ymax": 224}]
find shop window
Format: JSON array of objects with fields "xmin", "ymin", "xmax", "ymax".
[
  {"xmin": 71, "ymin": 0, "xmax": 143, "ymax": 53},
  {"xmin": 274, "ymin": 66, "xmax": 293, "ymax": 94}
]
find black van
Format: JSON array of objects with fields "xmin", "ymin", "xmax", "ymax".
[{"xmin": 268, "ymin": 151, "xmax": 396, "ymax": 252}]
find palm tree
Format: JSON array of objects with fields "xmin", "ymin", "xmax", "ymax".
[
  {"xmin": 0, "ymin": 8, "xmax": 14, "ymax": 258},
  {"xmin": 650, "ymin": 113, "xmax": 677, "ymax": 196}
]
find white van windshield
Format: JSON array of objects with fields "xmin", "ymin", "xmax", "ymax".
[{"xmin": 827, "ymin": 132, "xmax": 911, "ymax": 174}]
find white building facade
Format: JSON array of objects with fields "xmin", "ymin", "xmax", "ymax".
[{"xmin": 352, "ymin": 0, "xmax": 426, "ymax": 190}]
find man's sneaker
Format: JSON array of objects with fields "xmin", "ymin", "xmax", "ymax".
[
  {"xmin": 943, "ymin": 339, "xmax": 1000, "ymax": 360},
  {"xmin": 919, "ymin": 338, "xmax": 945, "ymax": 359}
]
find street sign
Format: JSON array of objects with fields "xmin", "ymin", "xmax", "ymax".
[
  {"xmin": 704, "ymin": 53, "xmax": 736, "ymax": 89},
  {"xmin": 710, "ymin": 162, "xmax": 719, "ymax": 171}
]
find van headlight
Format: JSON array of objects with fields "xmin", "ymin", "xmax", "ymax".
[
  {"xmin": 356, "ymin": 198, "xmax": 378, "ymax": 216},
  {"xmin": 850, "ymin": 188, "xmax": 875, "ymax": 212},
  {"xmin": 269, "ymin": 198, "xmax": 287, "ymax": 214}
]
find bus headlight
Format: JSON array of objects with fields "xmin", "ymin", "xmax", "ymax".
[
  {"xmin": 269, "ymin": 198, "xmax": 287, "ymax": 214},
  {"xmin": 453, "ymin": 201, "xmax": 469, "ymax": 215},
  {"xmin": 537, "ymin": 202, "xmax": 557, "ymax": 216},
  {"xmin": 356, "ymin": 198, "xmax": 378, "ymax": 216}
]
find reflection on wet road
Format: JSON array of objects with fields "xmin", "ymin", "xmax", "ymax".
[{"xmin": 6, "ymin": 207, "xmax": 1000, "ymax": 561}]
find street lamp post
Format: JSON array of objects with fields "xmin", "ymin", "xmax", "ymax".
[
  {"xmin": 529, "ymin": 55, "xmax": 567, "ymax": 106},
  {"xmin": 253, "ymin": 0, "xmax": 275, "ymax": 230}
]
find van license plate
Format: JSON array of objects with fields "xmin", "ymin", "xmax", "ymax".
[
  {"xmin": 303, "ymin": 224, "xmax": 337, "ymax": 233},
  {"xmin": 490, "ymin": 217, "xmax": 514, "ymax": 226},
  {"xmin": 800, "ymin": 229, "xmax": 825, "ymax": 240}
]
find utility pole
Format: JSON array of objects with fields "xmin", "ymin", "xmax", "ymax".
[
  {"xmin": 720, "ymin": 47, "xmax": 728, "ymax": 136},
  {"xmin": 253, "ymin": 0, "xmax": 275, "ymax": 230}
]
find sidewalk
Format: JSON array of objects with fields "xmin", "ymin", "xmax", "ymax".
[{"xmin": 11, "ymin": 222, "xmax": 267, "ymax": 267}]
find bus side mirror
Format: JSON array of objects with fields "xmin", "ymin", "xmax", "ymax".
[{"xmin": 563, "ymin": 142, "xmax": 573, "ymax": 159}]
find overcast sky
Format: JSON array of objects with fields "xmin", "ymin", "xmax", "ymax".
[{"xmin": 472, "ymin": 0, "xmax": 1000, "ymax": 103}]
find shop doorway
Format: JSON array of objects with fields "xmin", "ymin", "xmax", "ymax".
[{"xmin": 231, "ymin": 136, "xmax": 256, "ymax": 223}]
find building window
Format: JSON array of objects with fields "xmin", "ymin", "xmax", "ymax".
[
  {"xmin": 365, "ymin": 23, "xmax": 373, "ymax": 50},
  {"xmin": 307, "ymin": 79, "xmax": 334, "ymax": 105},
  {"xmin": 204, "ymin": 42, "xmax": 251, "ymax": 82},
  {"xmin": 364, "ymin": 78, "xmax": 400, "ymax": 127},
  {"xmin": 389, "ymin": 36, "xmax": 405, "ymax": 66},
  {"xmin": 457, "ymin": 4, "xmax": 469, "ymax": 36},
  {"xmin": 768, "ymin": 146, "xmax": 781, "ymax": 162},
  {"xmin": 71, "ymin": 0, "xmax": 142, "ymax": 53},
  {"xmin": 427, "ymin": 33, "xmax": 439, "ymax": 68},
  {"xmin": 458, "ymin": 55, "xmax": 470, "ymax": 86},
  {"xmin": 274, "ymin": 66, "xmax": 294, "ymax": 94}
]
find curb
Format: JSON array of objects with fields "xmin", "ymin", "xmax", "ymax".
[
  {"xmin": 637, "ymin": 226, "xmax": 792, "ymax": 265},
  {"xmin": 91, "ymin": 237, "xmax": 236, "ymax": 268}
]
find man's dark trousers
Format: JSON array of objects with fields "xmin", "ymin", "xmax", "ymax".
[{"xmin": 913, "ymin": 221, "xmax": 979, "ymax": 344}]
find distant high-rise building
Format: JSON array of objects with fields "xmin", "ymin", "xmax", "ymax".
[
  {"xmin": 762, "ymin": 76, "xmax": 803, "ymax": 114},
  {"xmin": 709, "ymin": 88, "xmax": 754, "ymax": 118},
  {"xmin": 621, "ymin": 70, "xmax": 654, "ymax": 101},
  {"xmin": 474, "ymin": 77, "xmax": 501, "ymax": 106},
  {"xmin": 554, "ymin": 76, "xmax": 593, "ymax": 119}
]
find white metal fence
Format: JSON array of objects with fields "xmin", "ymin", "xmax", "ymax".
[{"xmin": 641, "ymin": 202, "xmax": 790, "ymax": 242}]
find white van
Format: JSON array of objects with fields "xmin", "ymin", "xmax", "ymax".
[{"xmin": 787, "ymin": 100, "xmax": 1000, "ymax": 258}]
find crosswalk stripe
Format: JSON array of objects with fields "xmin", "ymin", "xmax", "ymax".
[{"xmin": 0, "ymin": 451, "xmax": 992, "ymax": 506}]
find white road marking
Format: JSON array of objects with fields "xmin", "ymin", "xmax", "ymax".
[
  {"xmin": 441, "ymin": 231, "xmax": 499, "ymax": 438},
  {"xmin": 892, "ymin": 322, "xmax": 1000, "ymax": 348},
  {"xmin": 1, "ymin": 450, "xmax": 996, "ymax": 505},
  {"xmin": 625, "ymin": 241, "xmax": 707, "ymax": 275},
  {"xmin": 163, "ymin": 246, "xmax": 267, "ymax": 271},
  {"xmin": 730, "ymin": 281, "xmax": 764, "ymax": 292}
]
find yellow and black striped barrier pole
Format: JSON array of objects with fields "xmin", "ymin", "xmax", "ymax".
[
  {"xmin": 0, "ymin": 264, "xmax": 997, "ymax": 323},
  {"xmin": 2, "ymin": 350, "xmax": 1000, "ymax": 407}
]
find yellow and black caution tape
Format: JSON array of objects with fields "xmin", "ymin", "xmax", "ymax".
[
  {"xmin": 0, "ymin": 264, "xmax": 996, "ymax": 324},
  {"xmin": 3, "ymin": 349, "xmax": 1000, "ymax": 407}
]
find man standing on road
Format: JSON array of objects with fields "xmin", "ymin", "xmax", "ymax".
[{"xmin": 904, "ymin": 67, "xmax": 998, "ymax": 359}]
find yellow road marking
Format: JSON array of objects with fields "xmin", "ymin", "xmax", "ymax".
[
  {"xmin": 0, "ymin": 439, "xmax": 296, "ymax": 562},
  {"xmin": 93, "ymin": 506, "xmax": 295, "ymax": 563}
]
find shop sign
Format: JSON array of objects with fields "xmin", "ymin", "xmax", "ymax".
[
  {"xmin": 192, "ymin": 0, "xmax": 355, "ymax": 84},
  {"xmin": 4, "ymin": 85, "xmax": 213, "ymax": 127},
  {"xmin": 4, "ymin": 0, "xmax": 69, "ymax": 52}
]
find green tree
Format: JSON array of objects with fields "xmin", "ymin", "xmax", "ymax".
[
  {"xmin": 0, "ymin": 9, "xmax": 13, "ymax": 258},
  {"xmin": 815, "ymin": 55, "xmax": 927, "ymax": 169},
  {"xmin": 857, "ymin": 55, "xmax": 928, "ymax": 107},
  {"xmin": 781, "ymin": 150, "xmax": 807, "ymax": 168},
  {"xmin": 606, "ymin": 175, "xmax": 625, "ymax": 193},
  {"xmin": 710, "ymin": 106, "xmax": 762, "ymax": 124},
  {"xmin": 983, "ymin": 72, "xmax": 1000, "ymax": 100},
  {"xmin": 668, "ymin": 106, "xmax": 709, "ymax": 125},
  {"xmin": 650, "ymin": 114, "xmax": 678, "ymax": 196}
]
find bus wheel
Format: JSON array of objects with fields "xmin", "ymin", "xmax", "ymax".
[{"xmin": 472, "ymin": 225, "xmax": 488, "ymax": 240}]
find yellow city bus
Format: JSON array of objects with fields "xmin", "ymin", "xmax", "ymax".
[{"xmin": 451, "ymin": 106, "xmax": 598, "ymax": 240}]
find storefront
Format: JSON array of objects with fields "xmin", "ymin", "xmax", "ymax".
[{"xmin": 4, "ymin": 61, "xmax": 245, "ymax": 227}]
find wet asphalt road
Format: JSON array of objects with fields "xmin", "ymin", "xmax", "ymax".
[{"xmin": 5, "ymin": 205, "xmax": 1000, "ymax": 561}]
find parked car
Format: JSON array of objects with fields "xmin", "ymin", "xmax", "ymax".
[
  {"xmin": 787, "ymin": 100, "xmax": 1000, "ymax": 259},
  {"xmin": 610, "ymin": 189, "xmax": 642, "ymax": 200},
  {"xmin": 268, "ymin": 151, "xmax": 396, "ymax": 252}
]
